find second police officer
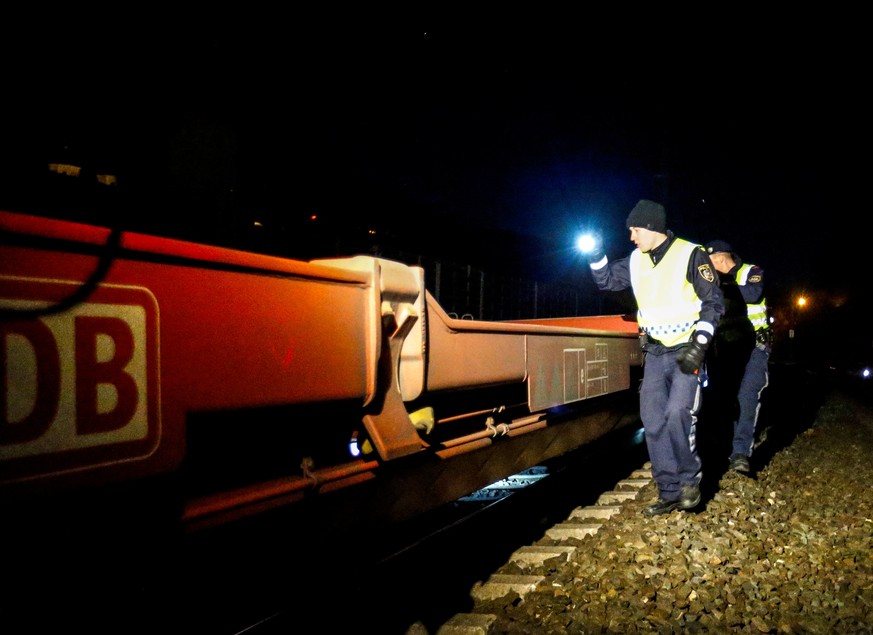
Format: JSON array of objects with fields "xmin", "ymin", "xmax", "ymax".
[{"xmin": 704, "ymin": 239, "xmax": 771, "ymax": 474}]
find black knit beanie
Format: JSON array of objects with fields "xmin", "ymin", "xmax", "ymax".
[{"xmin": 626, "ymin": 200, "xmax": 667, "ymax": 233}]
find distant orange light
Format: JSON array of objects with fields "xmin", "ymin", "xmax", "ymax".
[
  {"xmin": 796, "ymin": 296, "xmax": 807, "ymax": 308},
  {"xmin": 310, "ymin": 214, "xmax": 318, "ymax": 221},
  {"xmin": 48, "ymin": 163, "xmax": 81, "ymax": 177}
]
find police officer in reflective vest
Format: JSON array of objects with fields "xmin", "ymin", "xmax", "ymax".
[
  {"xmin": 588, "ymin": 200, "xmax": 724, "ymax": 515},
  {"xmin": 705, "ymin": 240, "xmax": 771, "ymax": 474}
]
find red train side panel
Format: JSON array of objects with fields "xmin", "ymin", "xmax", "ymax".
[
  {"xmin": 1, "ymin": 209, "xmax": 642, "ymax": 534},
  {"xmin": 2, "ymin": 212, "xmax": 384, "ymax": 497}
]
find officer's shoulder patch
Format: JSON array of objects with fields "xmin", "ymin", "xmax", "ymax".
[
  {"xmin": 748, "ymin": 274, "xmax": 762, "ymax": 283},
  {"xmin": 698, "ymin": 263, "xmax": 715, "ymax": 283}
]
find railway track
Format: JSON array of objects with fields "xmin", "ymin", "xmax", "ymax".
[
  {"xmin": 238, "ymin": 362, "xmax": 819, "ymax": 635},
  {"xmin": 1, "ymin": 366, "xmax": 818, "ymax": 634},
  {"xmin": 242, "ymin": 421, "xmax": 650, "ymax": 635},
  {"xmin": 4, "ymin": 362, "xmax": 815, "ymax": 635},
  {"xmin": 435, "ymin": 463, "xmax": 654, "ymax": 634}
]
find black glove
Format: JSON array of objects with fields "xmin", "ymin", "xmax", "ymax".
[
  {"xmin": 677, "ymin": 331, "xmax": 711, "ymax": 375},
  {"xmin": 586, "ymin": 247, "xmax": 606, "ymax": 265}
]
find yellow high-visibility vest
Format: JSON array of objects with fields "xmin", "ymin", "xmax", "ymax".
[
  {"xmin": 737, "ymin": 263, "xmax": 769, "ymax": 332},
  {"xmin": 630, "ymin": 238, "xmax": 701, "ymax": 347}
]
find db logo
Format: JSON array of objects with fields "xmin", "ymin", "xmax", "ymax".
[{"xmin": 1, "ymin": 276, "xmax": 160, "ymax": 483}]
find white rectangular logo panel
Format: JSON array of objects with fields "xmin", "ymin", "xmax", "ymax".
[{"xmin": 1, "ymin": 276, "xmax": 160, "ymax": 484}]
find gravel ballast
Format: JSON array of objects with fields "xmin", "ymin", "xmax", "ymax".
[{"xmin": 453, "ymin": 382, "xmax": 873, "ymax": 634}]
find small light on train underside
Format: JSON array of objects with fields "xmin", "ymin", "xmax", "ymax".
[{"xmin": 349, "ymin": 432, "xmax": 361, "ymax": 458}]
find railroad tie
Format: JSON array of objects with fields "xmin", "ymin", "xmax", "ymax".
[
  {"xmin": 509, "ymin": 545, "xmax": 577, "ymax": 566},
  {"xmin": 568, "ymin": 504, "xmax": 622, "ymax": 520},
  {"xmin": 631, "ymin": 466, "xmax": 653, "ymax": 479},
  {"xmin": 597, "ymin": 490, "xmax": 638, "ymax": 504},
  {"xmin": 545, "ymin": 521, "xmax": 602, "ymax": 540},
  {"xmin": 436, "ymin": 612, "xmax": 497, "ymax": 635},
  {"xmin": 469, "ymin": 574, "xmax": 543, "ymax": 601},
  {"xmin": 617, "ymin": 477, "xmax": 652, "ymax": 490}
]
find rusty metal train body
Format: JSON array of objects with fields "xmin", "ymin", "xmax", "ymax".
[{"xmin": 1, "ymin": 209, "xmax": 642, "ymax": 544}]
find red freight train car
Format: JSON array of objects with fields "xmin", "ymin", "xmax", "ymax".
[{"xmin": 1, "ymin": 209, "xmax": 642, "ymax": 542}]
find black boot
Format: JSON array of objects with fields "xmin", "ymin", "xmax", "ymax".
[
  {"xmin": 643, "ymin": 499, "xmax": 681, "ymax": 516},
  {"xmin": 728, "ymin": 454, "xmax": 751, "ymax": 473},
  {"xmin": 680, "ymin": 484, "xmax": 701, "ymax": 509}
]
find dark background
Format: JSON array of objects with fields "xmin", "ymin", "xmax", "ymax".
[{"xmin": 0, "ymin": 10, "xmax": 866, "ymax": 362}]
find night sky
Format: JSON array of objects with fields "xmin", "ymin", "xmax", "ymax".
[{"xmin": 1, "ymin": 14, "xmax": 865, "ymax": 313}]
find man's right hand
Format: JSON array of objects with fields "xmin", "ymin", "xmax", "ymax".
[
  {"xmin": 677, "ymin": 341, "xmax": 706, "ymax": 374},
  {"xmin": 676, "ymin": 331, "xmax": 711, "ymax": 374},
  {"xmin": 586, "ymin": 247, "xmax": 606, "ymax": 266}
]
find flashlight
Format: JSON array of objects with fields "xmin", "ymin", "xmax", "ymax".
[{"xmin": 576, "ymin": 233, "xmax": 598, "ymax": 254}]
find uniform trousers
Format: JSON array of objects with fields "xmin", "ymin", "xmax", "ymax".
[
  {"xmin": 639, "ymin": 348, "xmax": 704, "ymax": 502},
  {"xmin": 733, "ymin": 344, "xmax": 770, "ymax": 457}
]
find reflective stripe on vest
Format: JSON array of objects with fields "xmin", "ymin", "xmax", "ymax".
[
  {"xmin": 737, "ymin": 263, "xmax": 769, "ymax": 332},
  {"xmin": 630, "ymin": 238, "xmax": 702, "ymax": 347}
]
